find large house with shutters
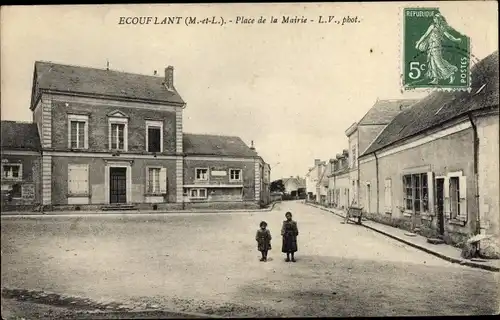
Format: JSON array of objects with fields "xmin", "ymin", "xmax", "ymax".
[
  {"xmin": 1, "ymin": 61, "xmax": 270, "ymax": 212},
  {"xmin": 357, "ymin": 51, "xmax": 499, "ymax": 258}
]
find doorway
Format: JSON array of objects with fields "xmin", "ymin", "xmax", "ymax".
[
  {"xmin": 110, "ymin": 167, "xmax": 127, "ymax": 204},
  {"xmin": 436, "ymin": 178, "xmax": 445, "ymax": 236}
]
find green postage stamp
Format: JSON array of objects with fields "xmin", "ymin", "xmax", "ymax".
[{"xmin": 403, "ymin": 8, "xmax": 471, "ymax": 91}]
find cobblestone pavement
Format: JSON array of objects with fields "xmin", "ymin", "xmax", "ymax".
[{"xmin": 2, "ymin": 201, "xmax": 499, "ymax": 317}]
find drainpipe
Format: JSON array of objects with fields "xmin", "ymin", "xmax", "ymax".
[
  {"xmin": 467, "ymin": 112, "xmax": 481, "ymax": 235},
  {"xmin": 374, "ymin": 152, "xmax": 380, "ymax": 215}
]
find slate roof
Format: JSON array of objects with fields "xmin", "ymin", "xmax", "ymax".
[
  {"xmin": 359, "ymin": 99, "xmax": 418, "ymax": 125},
  {"xmin": 1, "ymin": 121, "xmax": 41, "ymax": 151},
  {"xmin": 183, "ymin": 133, "xmax": 259, "ymax": 157},
  {"xmin": 33, "ymin": 61, "xmax": 185, "ymax": 105},
  {"xmin": 362, "ymin": 51, "xmax": 499, "ymax": 156}
]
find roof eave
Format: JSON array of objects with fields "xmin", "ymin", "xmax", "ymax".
[{"xmin": 39, "ymin": 88, "xmax": 186, "ymax": 107}]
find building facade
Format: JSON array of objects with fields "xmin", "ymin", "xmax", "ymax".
[
  {"xmin": 358, "ymin": 51, "xmax": 499, "ymax": 257},
  {"xmin": 330, "ymin": 150, "xmax": 350, "ymax": 209},
  {"xmin": 1, "ymin": 122, "xmax": 42, "ymax": 211},
  {"xmin": 345, "ymin": 99, "xmax": 417, "ymax": 207},
  {"xmin": 1, "ymin": 61, "xmax": 269, "ymax": 212}
]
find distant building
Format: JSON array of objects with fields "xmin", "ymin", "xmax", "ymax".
[
  {"xmin": 358, "ymin": 51, "xmax": 499, "ymax": 257},
  {"xmin": 330, "ymin": 150, "xmax": 350, "ymax": 209},
  {"xmin": 282, "ymin": 176, "xmax": 306, "ymax": 197}
]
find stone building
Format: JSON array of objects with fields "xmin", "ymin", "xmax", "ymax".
[
  {"xmin": 1, "ymin": 61, "xmax": 269, "ymax": 211},
  {"xmin": 358, "ymin": 51, "xmax": 499, "ymax": 257},
  {"xmin": 1, "ymin": 121, "xmax": 42, "ymax": 211}
]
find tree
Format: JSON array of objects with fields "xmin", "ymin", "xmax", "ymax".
[{"xmin": 270, "ymin": 179, "xmax": 285, "ymax": 193}]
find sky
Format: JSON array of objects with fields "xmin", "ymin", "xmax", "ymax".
[{"xmin": 1, "ymin": 2, "xmax": 498, "ymax": 180}]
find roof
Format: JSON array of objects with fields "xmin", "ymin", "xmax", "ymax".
[
  {"xmin": 362, "ymin": 51, "xmax": 499, "ymax": 156},
  {"xmin": 33, "ymin": 61, "xmax": 185, "ymax": 105},
  {"xmin": 183, "ymin": 133, "xmax": 259, "ymax": 157},
  {"xmin": 1, "ymin": 121, "xmax": 41, "ymax": 151},
  {"xmin": 359, "ymin": 99, "xmax": 418, "ymax": 125},
  {"xmin": 282, "ymin": 177, "xmax": 306, "ymax": 188}
]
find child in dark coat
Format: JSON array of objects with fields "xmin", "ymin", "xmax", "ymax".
[
  {"xmin": 256, "ymin": 221, "xmax": 272, "ymax": 262},
  {"xmin": 281, "ymin": 211, "xmax": 299, "ymax": 262}
]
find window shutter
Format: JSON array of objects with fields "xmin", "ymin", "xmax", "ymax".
[
  {"xmin": 145, "ymin": 168, "xmax": 150, "ymax": 193},
  {"xmin": 458, "ymin": 176, "xmax": 467, "ymax": 221},
  {"xmin": 159, "ymin": 168, "xmax": 167, "ymax": 194},
  {"xmin": 68, "ymin": 166, "xmax": 75, "ymax": 194},
  {"xmin": 427, "ymin": 172, "xmax": 435, "ymax": 215},
  {"xmin": 81, "ymin": 165, "xmax": 89, "ymax": 194},
  {"xmin": 443, "ymin": 177, "xmax": 451, "ymax": 219}
]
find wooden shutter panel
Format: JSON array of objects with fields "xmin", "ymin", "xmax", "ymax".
[
  {"xmin": 443, "ymin": 177, "xmax": 451, "ymax": 219},
  {"xmin": 159, "ymin": 168, "xmax": 167, "ymax": 194},
  {"xmin": 68, "ymin": 166, "xmax": 75, "ymax": 194},
  {"xmin": 81, "ymin": 165, "xmax": 89, "ymax": 194},
  {"xmin": 427, "ymin": 172, "xmax": 435, "ymax": 215},
  {"xmin": 145, "ymin": 168, "xmax": 150, "ymax": 193},
  {"xmin": 458, "ymin": 176, "xmax": 467, "ymax": 221}
]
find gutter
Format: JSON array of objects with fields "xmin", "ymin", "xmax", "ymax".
[
  {"xmin": 374, "ymin": 152, "xmax": 380, "ymax": 215},
  {"xmin": 467, "ymin": 112, "xmax": 481, "ymax": 235}
]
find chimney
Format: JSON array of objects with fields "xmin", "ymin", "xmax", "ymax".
[
  {"xmin": 164, "ymin": 66, "xmax": 174, "ymax": 91},
  {"xmin": 250, "ymin": 140, "xmax": 255, "ymax": 150},
  {"xmin": 314, "ymin": 159, "xmax": 321, "ymax": 166}
]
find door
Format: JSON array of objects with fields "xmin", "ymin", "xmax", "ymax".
[
  {"xmin": 436, "ymin": 178, "xmax": 445, "ymax": 236},
  {"xmin": 110, "ymin": 167, "xmax": 127, "ymax": 204}
]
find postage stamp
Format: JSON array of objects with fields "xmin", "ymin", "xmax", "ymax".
[{"xmin": 402, "ymin": 7, "xmax": 471, "ymax": 91}]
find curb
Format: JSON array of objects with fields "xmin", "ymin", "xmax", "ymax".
[
  {"xmin": 1, "ymin": 202, "xmax": 280, "ymax": 218},
  {"xmin": 305, "ymin": 203, "xmax": 500, "ymax": 273}
]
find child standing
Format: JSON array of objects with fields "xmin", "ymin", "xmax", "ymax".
[
  {"xmin": 281, "ymin": 211, "xmax": 299, "ymax": 262},
  {"xmin": 256, "ymin": 221, "xmax": 272, "ymax": 262}
]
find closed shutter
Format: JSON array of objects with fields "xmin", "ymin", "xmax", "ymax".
[
  {"xmin": 68, "ymin": 164, "xmax": 89, "ymax": 195},
  {"xmin": 145, "ymin": 168, "xmax": 150, "ymax": 193},
  {"xmin": 458, "ymin": 176, "xmax": 467, "ymax": 221},
  {"xmin": 443, "ymin": 177, "xmax": 451, "ymax": 219},
  {"xmin": 427, "ymin": 172, "xmax": 435, "ymax": 215},
  {"xmin": 159, "ymin": 168, "xmax": 167, "ymax": 194}
]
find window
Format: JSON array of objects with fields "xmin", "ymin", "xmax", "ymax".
[
  {"xmin": 444, "ymin": 173, "xmax": 467, "ymax": 221},
  {"xmin": 148, "ymin": 168, "xmax": 160, "ymax": 193},
  {"xmin": 108, "ymin": 118, "xmax": 128, "ymax": 151},
  {"xmin": 146, "ymin": 120, "xmax": 163, "ymax": 153},
  {"xmin": 68, "ymin": 164, "xmax": 89, "ymax": 195},
  {"xmin": 3, "ymin": 164, "xmax": 21, "ymax": 180},
  {"xmin": 68, "ymin": 114, "xmax": 88, "ymax": 149},
  {"xmin": 189, "ymin": 188, "xmax": 207, "ymax": 199},
  {"xmin": 146, "ymin": 167, "xmax": 167, "ymax": 195},
  {"xmin": 230, "ymin": 169, "xmax": 242, "ymax": 182},
  {"xmin": 449, "ymin": 177, "xmax": 460, "ymax": 219},
  {"xmin": 196, "ymin": 168, "xmax": 208, "ymax": 181},
  {"xmin": 402, "ymin": 173, "xmax": 428, "ymax": 213}
]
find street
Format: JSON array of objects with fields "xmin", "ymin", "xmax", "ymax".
[{"xmin": 1, "ymin": 201, "xmax": 499, "ymax": 317}]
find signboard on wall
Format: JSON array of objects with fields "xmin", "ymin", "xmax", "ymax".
[
  {"xmin": 22, "ymin": 184, "xmax": 35, "ymax": 200},
  {"xmin": 211, "ymin": 170, "xmax": 227, "ymax": 177}
]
